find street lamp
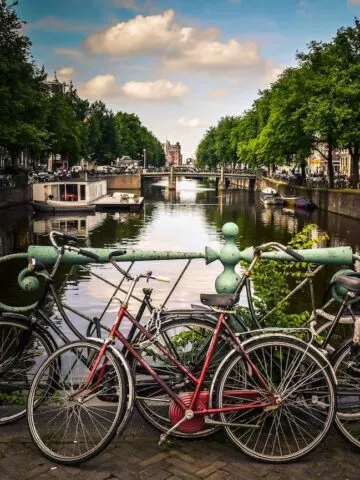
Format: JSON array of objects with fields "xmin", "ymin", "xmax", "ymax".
[{"xmin": 143, "ymin": 148, "xmax": 146, "ymax": 169}]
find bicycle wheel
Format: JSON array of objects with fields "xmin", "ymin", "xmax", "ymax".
[
  {"xmin": 27, "ymin": 340, "xmax": 128, "ymax": 465},
  {"xmin": 215, "ymin": 335, "xmax": 336, "ymax": 462},
  {"xmin": 332, "ymin": 339, "xmax": 360, "ymax": 448},
  {"xmin": 131, "ymin": 315, "xmax": 234, "ymax": 438},
  {"xmin": 0, "ymin": 316, "xmax": 53, "ymax": 425}
]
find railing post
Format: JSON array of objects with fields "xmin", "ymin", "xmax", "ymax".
[
  {"xmin": 218, "ymin": 164, "xmax": 225, "ymax": 191},
  {"xmin": 169, "ymin": 165, "xmax": 176, "ymax": 190}
]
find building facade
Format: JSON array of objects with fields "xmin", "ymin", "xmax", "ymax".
[
  {"xmin": 307, "ymin": 143, "xmax": 346, "ymax": 174},
  {"xmin": 163, "ymin": 141, "xmax": 182, "ymax": 166}
]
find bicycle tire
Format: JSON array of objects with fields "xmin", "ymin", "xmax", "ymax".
[
  {"xmin": 27, "ymin": 340, "xmax": 128, "ymax": 465},
  {"xmin": 0, "ymin": 316, "xmax": 54, "ymax": 425},
  {"xmin": 130, "ymin": 314, "xmax": 234, "ymax": 438},
  {"xmin": 332, "ymin": 338, "xmax": 360, "ymax": 448},
  {"xmin": 215, "ymin": 335, "xmax": 336, "ymax": 462}
]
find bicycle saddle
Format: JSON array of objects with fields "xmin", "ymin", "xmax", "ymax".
[
  {"xmin": 200, "ymin": 293, "xmax": 238, "ymax": 308},
  {"xmin": 335, "ymin": 275, "xmax": 360, "ymax": 294}
]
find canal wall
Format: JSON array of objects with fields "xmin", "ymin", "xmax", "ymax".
[
  {"xmin": 229, "ymin": 177, "xmax": 256, "ymax": 191},
  {"xmin": 260, "ymin": 177, "xmax": 360, "ymax": 220},
  {"xmin": 105, "ymin": 174, "xmax": 141, "ymax": 190},
  {"xmin": 0, "ymin": 186, "xmax": 31, "ymax": 209}
]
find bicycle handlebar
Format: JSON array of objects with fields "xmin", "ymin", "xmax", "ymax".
[
  {"xmin": 77, "ymin": 248, "xmax": 100, "ymax": 262},
  {"xmin": 50, "ymin": 231, "xmax": 78, "ymax": 248},
  {"xmin": 0, "ymin": 222, "xmax": 359, "ymax": 313},
  {"xmin": 254, "ymin": 242, "xmax": 305, "ymax": 262}
]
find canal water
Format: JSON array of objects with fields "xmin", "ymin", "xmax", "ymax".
[{"xmin": 0, "ymin": 178, "xmax": 359, "ymax": 336}]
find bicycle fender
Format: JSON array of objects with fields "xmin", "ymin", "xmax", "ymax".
[
  {"xmin": 242, "ymin": 332, "xmax": 337, "ymax": 385},
  {"xmin": 85, "ymin": 337, "xmax": 135, "ymax": 434},
  {"xmin": 208, "ymin": 333, "xmax": 337, "ymax": 406}
]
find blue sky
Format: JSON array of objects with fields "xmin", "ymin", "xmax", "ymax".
[{"xmin": 16, "ymin": 0, "xmax": 360, "ymax": 158}]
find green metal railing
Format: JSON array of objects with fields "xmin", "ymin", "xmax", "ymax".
[{"xmin": 0, "ymin": 222, "xmax": 359, "ymax": 313}]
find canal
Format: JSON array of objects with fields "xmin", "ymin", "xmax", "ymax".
[{"xmin": 0, "ymin": 177, "xmax": 359, "ymax": 335}]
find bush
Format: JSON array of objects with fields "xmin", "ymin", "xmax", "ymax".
[{"xmin": 243, "ymin": 224, "xmax": 329, "ymax": 328}]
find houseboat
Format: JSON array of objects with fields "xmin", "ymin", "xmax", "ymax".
[
  {"xmin": 31, "ymin": 180, "xmax": 107, "ymax": 213},
  {"xmin": 260, "ymin": 188, "xmax": 284, "ymax": 206}
]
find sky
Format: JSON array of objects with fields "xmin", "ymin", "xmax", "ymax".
[{"xmin": 16, "ymin": 0, "xmax": 360, "ymax": 159}]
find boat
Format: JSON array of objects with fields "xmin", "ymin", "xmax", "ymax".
[
  {"xmin": 281, "ymin": 195, "xmax": 315, "ymax": 209},
  {"xmin": 92, "ymin": 191, "xmax": 144, "ymax": 212},
  {"xmin": 31, "ymin": 179, "xmax": 107, "ymax": 213},
  {"xmin": 260, "ymin": 188, "xmax": 284, "ymax": 206}
]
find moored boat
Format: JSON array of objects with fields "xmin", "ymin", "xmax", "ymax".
[
  {"xmin": 32, "ymin": 180, "xmax": 107, "ymax": 213},
  {"xmin": 281, "ymin": 195, "xmax": 315, "ymax": 209},
  {"xmin": 260, "ymin": 188, "xmax": 284, "ymax": 206},
  {"xmin": 92, "ymin": 191, "xmax": 144, "ymax": 212}
]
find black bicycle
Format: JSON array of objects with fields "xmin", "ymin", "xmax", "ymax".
[{"xmin": 0, "ymin": 231, "xmax": 219, "ymax": 426}]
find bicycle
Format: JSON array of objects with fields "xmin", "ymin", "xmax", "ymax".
[
  {"xmin": 27, "ymin": 243, "xmax": 336, "ymax": 465},
  {"xmin": 0, "ymin": 230, "xmax": 225, "ymax": 432},
  {"xmin": 306, "ymin": 271, "xmax": 360, "ymax": 450},
  {"xmin": 0, "ymin": 231, "xmax": 120, "ymax": 425}
]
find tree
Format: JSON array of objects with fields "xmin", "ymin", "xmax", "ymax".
[
  {"xmin": 214, "ymin": 116, "xmax": 240, "ymax": 168},
  {"xmin": 0, "ymin": 0, "xmax": 48, "ymax": 164},
  {"xmin": 196, "ymin": 127, "xmax": 218, "ymax": 168},
  {"xmin": 46, "ymin": 92, "xmax": 81, "ymax": 166},
  {"xmin": 326, "ymin": 20, "xmax": 360, "ymax": 188}
]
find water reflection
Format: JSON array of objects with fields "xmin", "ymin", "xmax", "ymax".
[
  {"xmin": 32, "ymin": 212, "xmax": 108, "ymax": 240},
  {"xmin": 1, "ymin": 179, "xmax": 360, "ymax": 333}
]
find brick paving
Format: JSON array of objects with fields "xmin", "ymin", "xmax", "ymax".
[{"xmin": 0, "ymin": 425, "xmax": 359, "ymax": 480}]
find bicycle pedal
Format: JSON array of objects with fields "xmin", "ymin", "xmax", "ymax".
[
  {"xmin": 133, "ymin": 341, "xmax": 152, "ymax": 350},
  {"xmin": 158, "ymin": 433, "xmax": 167, "ymax": 447}
]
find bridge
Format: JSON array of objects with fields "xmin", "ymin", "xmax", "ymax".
[
  {"xmin": 103, "ymin": 166, "xmax": 257, "ymax": 192},
  {"xmin": 141, "ymin": 165, "xmax": 257, "ymax": 191}
]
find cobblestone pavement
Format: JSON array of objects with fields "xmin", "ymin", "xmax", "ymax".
[{"xmin": 0, "ymin": 424, "xmax": 359, "ymax": 480}]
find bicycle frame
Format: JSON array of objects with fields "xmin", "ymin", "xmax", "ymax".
[{"xmin": 79, "ymin": 296, "xmax": 276, "ymax": 422}]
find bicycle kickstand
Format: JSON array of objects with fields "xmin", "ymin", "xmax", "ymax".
[{"xmin": 158, "ymin": 411, "xmax": 193, "ymax": 446}]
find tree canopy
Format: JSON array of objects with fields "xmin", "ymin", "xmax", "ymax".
[
  {"xmin": 195, "ymin": 18, "xmax": 360, "ymax": 188},
  {"xmin": 0, "ymin": 1, "xmax": 165, "ymax": 168}
]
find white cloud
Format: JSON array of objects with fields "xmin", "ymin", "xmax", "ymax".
[
  {"xmin": 349, "ymin": 0, "xmax": 360, "ymax": 4},
  {"xmin": 77, "ymin": 75, "xmax": 189, "ymax": 101},
  {"xmin": 78, "ymin": 74, "xmax": 120, "ymax": 100},
  {"xmin": 177, "ymin": 117, "xmax": 207, "ymax": 128},
  {"xmin": 84, "ymin": 10, "xmax": 179, "ymax": 55},
  {"xmin": 83, "ymin": 9, "xmax": 276, "ymax": 79},
  {"xmin": 54, "ymin": 48, "xmax": 83, "ymax": 59},
  {"xmin": 207, "ymin": 87, "xmax": 228, "ymax": 99},
  {"xmin": 164, "ymin": 39, "xmax": 260, "ymax": 71},
  {"xmin": 263, "ymin": 62, "xmax": 284, "ymax": 85},
  {"xmin": 57, "ymin": 67, "xmax": 74, "ymax": 81},
  {"xmin": 121, "ymin": 79, "xmax": 189, "ymax": 101}
]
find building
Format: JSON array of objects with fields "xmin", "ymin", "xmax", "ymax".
[
  {"xmin": 307, "ymin": 143, "xmax": 342, "ymax": 174},
  {"xmin": 163, "ymin": 141, "xmax": 182, "ymax": 166},
  {"xmin": 339, "ymin": 149, "xmax": 352, "ymax": 176},
  {"xmin": 46, "ymin": 71, "xmax": 72, "ymax": 95}
]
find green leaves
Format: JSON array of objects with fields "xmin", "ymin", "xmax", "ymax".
[
  {"xmin": 194, "ymin": 18, "xmax": 360, "ymax": 186},
  {"xmin": 0, "ymin": 1, "xmax": 165, "ymax": 167},
  {"xmin": 244, "ymin": 224, "xmax": 329, "ymax": 329}
]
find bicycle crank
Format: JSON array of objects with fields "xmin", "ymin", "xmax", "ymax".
[{"xmin": 169, "ymin": 391, "xmax": 208, "ymax": 433}]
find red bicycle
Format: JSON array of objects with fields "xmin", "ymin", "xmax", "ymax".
[{"xmin": 27, "ymin": 248, "xmax": 336, "ymax": 465}]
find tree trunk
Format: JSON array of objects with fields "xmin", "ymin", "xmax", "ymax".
[
  {"xmin": 327, "ymin": 143, "xmax": 334, "ymax": 188},
  {"xmin": 349, "ymin": 145, "xmax": 359, "ymax": 189},
  {"xmin": 300, "ymin": 161, "xmax": 307, "ymax": 180}
]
